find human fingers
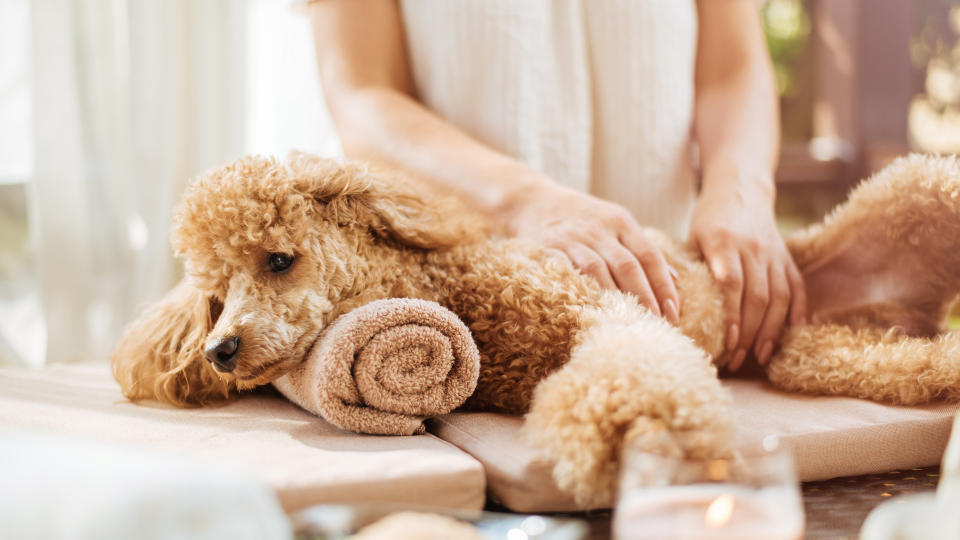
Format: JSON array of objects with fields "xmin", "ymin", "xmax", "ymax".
[
  {"xmin": 563, "ymin": 242, "xmax": 618, "ymax": 291},
  {"xmin": 594, "ymin": 239, "xmax": 662, "ymax": 317},
  {"xmin": 703, "ymin": 245, "xmax": 744, "ymax": 366},
  {"xmin": 618, "ymin": 229, "xmax": 679, "ymax": 323},
  {"xmin": 785, "ymin": 259, "xmax": 808, "ymax": 326},
  {"xmin": 734, "ymin": 255, "xmax": 770, "ymax": 370},
  {"xmin": 752, "ymin": 264, "xmax": 790, "ymax": 365}
]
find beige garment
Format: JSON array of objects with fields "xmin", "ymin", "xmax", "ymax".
[
  {"xmin": 0, "ymin": 364, "xmax": 487, "ymax": 512},
  {"xmin": 428, "ymin": 379, "xmax": 960, "ymax": 512},
  {"xmin": 274, "ymin": 299, "xmax": 481, "ymax": 436},
  {"xmin": 399, "ymin": 0, "xmax": 699, "ymax": 240}
]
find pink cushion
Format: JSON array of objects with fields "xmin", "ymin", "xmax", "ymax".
[
  {"xmin": 429, "ymin": 379, "xmax": 959, "ymax": 512},
  {"xmin": 0, "ymin": 364, "xmax": 486, "ymax": 512}
]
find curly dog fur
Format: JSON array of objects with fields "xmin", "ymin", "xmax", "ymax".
[{"xmin": 113, "ymin": 152, "xmax": 960, "ymax": 507}]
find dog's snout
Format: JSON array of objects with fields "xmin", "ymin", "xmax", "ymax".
[{"xmin": 205, "ymin": 336, "xmax": 240, "ymax": 372}]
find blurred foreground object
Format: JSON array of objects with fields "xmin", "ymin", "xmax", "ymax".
[
  {"xmin": 291, "ymin": 503, "xmax": 587, "ymax": 539},
  {"xmin": 349, "ymin": 512, "xmax": 484, "ymax": 540},
  {"xmin": 0, "ymin": 432, "xmax": 290, "ymax": 540}
]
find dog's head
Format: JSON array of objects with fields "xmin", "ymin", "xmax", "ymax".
[{"xmin": 112, "ymin": 153, "xmax": 476, "ymax": 406}]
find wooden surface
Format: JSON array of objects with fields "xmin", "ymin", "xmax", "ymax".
[{"xmin": 803, "ymin": 466, "xmax": 940, "ymax": 540}]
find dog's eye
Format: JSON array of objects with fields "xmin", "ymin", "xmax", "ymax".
[{"xmin": 267, "ymin": 253, "xmax": 295, "ymax": 273}]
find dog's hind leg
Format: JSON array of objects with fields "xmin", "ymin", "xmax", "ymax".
[
  {"xmin": 768, "ymin": 324, "xmax": 960, "ymax": 404},
  {"xmin": 522, "ymin": 291, "xmax": 734, "ymax": 508},
  {"xmin": 789, "ymin": 154, "xmax": 960, "ymax": 333}
]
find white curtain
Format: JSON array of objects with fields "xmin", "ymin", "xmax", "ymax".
[{"xmin": 29, "ymin": 0, "xmax": 248, "ymax": 364}]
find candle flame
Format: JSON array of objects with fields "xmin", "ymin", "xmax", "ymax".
[{"xmin": 705, "ymin": 493, "xmax": 735, "ymax": 528}]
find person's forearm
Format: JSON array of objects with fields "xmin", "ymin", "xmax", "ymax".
[
  {"xmin": 695, "ymin": 78, "xmax": 779, "ymax": 201},
  {"xmin": 308, "ymin": 0, "xmax": 557, "ymax": 225},
  {"xmin": 329, "ymin": 86, "xmax": 557, "ymax": 220},
  {"xmin": 690, "ymin": 1, "xmax": 802, "ymax": 370},
  {"xmin": 694, "ymin": 4, "xmax": 779, "ymax": 202}
]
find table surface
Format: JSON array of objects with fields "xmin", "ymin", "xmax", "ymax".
[
  {"xmin": 802, "ymin": 466, "xmax": 940, "ymax": 540},
  {"xmin": 559, "ymin": 466, "xmax": 942, "ymax": 539}
]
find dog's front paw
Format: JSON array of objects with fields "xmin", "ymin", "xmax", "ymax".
[
  {"xmin": 521, "ymin": 368, "xmax": 624, "ymax": 508},
  {"xmin": 522, "ymin": 368, "xmax": 732, "ymax": 508},
  {"xmin": 522, "ymin": 293, "xmax": 735, "ymax": 508}
]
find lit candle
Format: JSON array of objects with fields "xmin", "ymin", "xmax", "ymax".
[{"xmin": 614, "ymin": 483, "xmax": 804, "ymax": 540}]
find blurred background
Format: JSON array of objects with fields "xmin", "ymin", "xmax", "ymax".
[{"xmin": 0, "ymin": 0, "xmax": 957, "ymax": 368}]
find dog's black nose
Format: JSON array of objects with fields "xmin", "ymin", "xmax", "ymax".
[{"xmin": 205, "ymin": 336, "xmax": 240, "ymax": 372}]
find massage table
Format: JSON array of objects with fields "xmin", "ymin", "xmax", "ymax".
[{"xmin": 1, "ymin": 363, "xmax": 956, "ymax": 515}]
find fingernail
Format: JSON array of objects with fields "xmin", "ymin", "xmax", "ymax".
[
  {"xmin": 669, "ymin": 265, "xmax": 679, "ymax": 281},
  {"xmin": 663, "ymin": 299, "xmax": 680, "ymax": 325},
  {"xmin": 725, "ymin": 324, "xmax": 739, "ymax": 351},
  {"xmin": 730, "ymin": 349, "xmax": 747, "ymax": 371},
  {"xmin": 757, "ymin": 341, "xmax": 773, "ymax": 365}
]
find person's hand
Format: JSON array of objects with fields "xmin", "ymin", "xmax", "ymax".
[
  {"xmin": 689, "ymin": 176, "xmax": 807, "ymax": 371},
  {"xmin": 503, "ymin": 182, "xmax": 680, "ymax": 324}
]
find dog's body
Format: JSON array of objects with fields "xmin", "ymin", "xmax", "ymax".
[{"xmin": 113, "ymin": 153, "xmax": 960, "ymax": 506}]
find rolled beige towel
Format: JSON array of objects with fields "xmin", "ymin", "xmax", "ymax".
[{"xmin": 273, "ymin": 298, "xmax": 480, "ymax": 435}]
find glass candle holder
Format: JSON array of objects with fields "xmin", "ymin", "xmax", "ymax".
[{"xmin": 614, "ymin": 445, "xmax": 804, "ymax": 540}]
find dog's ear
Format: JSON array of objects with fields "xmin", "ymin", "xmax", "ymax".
[
  {"xmin": 359, "ymin": 171, "xmax": 483, "ymax": 249},
  {"xmin": 310, "ymin": 164, "xmax": 483, "ymax": 250},
  {"xmin": 111, "ymin": 279, "xmax": 234, "ymax": 407},
  {"xmin": 284, "ymin": 152, "xmax": 483, "ymax": 249}
]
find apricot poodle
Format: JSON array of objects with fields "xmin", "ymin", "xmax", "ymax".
[{"xmin": 113, "ymin": 152, "xmax": 960, "ymax": 507}]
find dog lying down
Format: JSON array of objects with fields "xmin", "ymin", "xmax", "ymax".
[{"xmin": 113, "ymin": 152, "xmax": 960, "ymax": 507}]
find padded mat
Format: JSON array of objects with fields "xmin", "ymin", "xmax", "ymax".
[
  {"xmin": 429, "ymin": 379, "xmax": 959, "ymax": 512},
  {"xmin": 0, "ymin": 364, "xmax": 486, "ymax": 512}
]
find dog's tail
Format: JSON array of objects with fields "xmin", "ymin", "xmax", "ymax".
[
  {"xmin": 522, "ymin": 291, "xmax": 734, "ymax": 508},
  {"xmin": 768, "ymin": 324, "xmax": 960, "ymax": 405},
  {"xmin": 112, "ymin": 279, "xmax": 234, "ymax": 407}
]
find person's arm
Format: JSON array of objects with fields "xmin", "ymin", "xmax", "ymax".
[
  {"xmin": 691, "ymin": 0, "xmax": 807, "ymax": 370},
  {"xmin": 308, "ymin": 0, "xmax": 680, "ymax": 322}
]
